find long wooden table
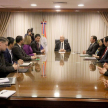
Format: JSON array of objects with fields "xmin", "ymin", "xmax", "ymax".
[{"xmin": 0, "ymin": 52, "xmax": 108, "ymax": 108}]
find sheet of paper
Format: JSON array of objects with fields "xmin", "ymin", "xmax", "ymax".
[
  {"xmin": 0, "ymin": 78, "xmax": 9, "ymax": 83},
  {"xmin": 0, "ymin": 90, "xmax": 16, "ymax": 98},
  {"xmin": 80, "ymin": 54, "xmax": 91, "ymax": 57},
  {"xmin": 20, "ymin": 62, "xmax": 31, "ymax": 66},
  {"xmin": 84, "ymin": 57, "xmax": 96, "ymax": 60}
]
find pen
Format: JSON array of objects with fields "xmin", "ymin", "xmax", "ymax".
[{"xmin": 0, "ymin": 90, "xmax": 7, "ymax": 94}]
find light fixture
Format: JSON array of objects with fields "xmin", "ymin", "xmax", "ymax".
[
  {"xmin": 78, "ymin": 4, "xmax": 84, "ymax": 7},
  {"xmin": 31, "ymin": 4, "xmax": 37, "ymax": 6},
  {"xmin": 55, "ymin": 5, "xmax": 60, "ymax": 8}
]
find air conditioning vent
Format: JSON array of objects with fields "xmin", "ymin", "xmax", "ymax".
[{"xmin": 53, "ymin": 2, "xmax": 67, "ymax": 4}]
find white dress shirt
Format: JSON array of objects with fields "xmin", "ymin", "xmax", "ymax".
[{"xmin": 60, "ymin": 41, "xmax": 64, "ymax": 49}]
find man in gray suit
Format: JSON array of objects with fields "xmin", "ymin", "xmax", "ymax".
[
  {"xmin": 54, "ymin": 36, "xmax": 71, "ymax": 52},
  {"xmin": 83, "ymin": 36, "xmax": 99, "ymax": 55}
]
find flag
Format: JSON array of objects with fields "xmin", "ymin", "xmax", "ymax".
[{"xmin": 41, "ymin": 20, "xmax": 48, "ymax": 53}]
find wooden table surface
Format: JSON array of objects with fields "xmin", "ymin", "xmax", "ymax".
[{"xmin": 0, "ymin": 52, "xmax": 108, "ymax": 107}]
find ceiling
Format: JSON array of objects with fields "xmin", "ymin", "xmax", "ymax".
[{"xmin": 0, "ymin": 0, "xmax": 108, "ymax": 9}]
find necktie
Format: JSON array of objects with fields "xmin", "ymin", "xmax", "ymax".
[
  {"xmin": 37, "ymin": 43, "xmax": 39, "ymax": 50},
  {"xmin": 61, "ymin": 42, "xmax": 63, "ymax": 49},
  {"xmin": 10, "ymin": 50, "xmax": 13, "ymax": 64},
  {"xmin": 100, "ymin": 47, "xmax": 107, "ymax": 59}
]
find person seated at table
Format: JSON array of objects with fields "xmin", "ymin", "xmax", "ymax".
[
  {"xmin": 83, "ymin": 36, "xmax": 99, "ymax": 55},
  {"xmin": 31, "ymin": 34, "xmax": 45, "ymax": 54},
  {"xmin": 12, "ymin": 36, "xmax": 36, "ymax": 61},
  {"xmin": 4, "ymin": 37, "xmax": 23, "ymax": 64},
  {"xmin": 23, "ymin": 36, "xmax": 36, "ymax": 56},
  {"xmin": 98, "ymin": 36, "xmax": 108, "ymax": 63},
  {"xmin": 92, "ymin": 39, "xmax": 106, "ymax": 60},
  {"xmin": 0, "ymin": 37, "xmax": 18, "ymax": 77},
  {"xmin": 54, "ymin": 35, "xmax": 71, "ymax": 52}
]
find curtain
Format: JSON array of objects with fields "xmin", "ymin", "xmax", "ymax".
[
  {"xmin": 99, "ymin": 12, "xmax": 108, "ymax": 27},
  {"xmin": 0, "ymin": 12, "xmax": 11, "ymax": 37},
  {"xmin": 4, "ymin": 12, "xmax": 108, "ymax": 53}
]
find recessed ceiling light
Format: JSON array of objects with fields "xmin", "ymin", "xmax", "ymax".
[
  {"xmin": 55, "ymin": 5, "xmax": 60, "ymax": 8},
  {"xmin": 78, "ymin": 4, "xmax": 84, "ymax": 7},
  {"xmin": 31, "ymin": 4, "xmax": 37, "ymax": 6}
]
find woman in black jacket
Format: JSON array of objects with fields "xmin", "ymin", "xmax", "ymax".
[{"xmin": 93, "ymin": 38, "xmax": 106, "ymax": 60}]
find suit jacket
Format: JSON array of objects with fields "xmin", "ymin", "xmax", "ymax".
[
  {"xmin": 99, "ymin": 49, "xmax": 108, "ymax": 63},
  {"xmin": 0, "ymin": 51, "xmax": 15, "ymax": 77},
  {"xmin": 54, "ymin": 41, "xmax": 71, "ymax": 52},
  {"xmin": 86, "ymin": 42, "xmax": 99, "ymax": 55},
  {"xmin": 31, "ymin": 41, "xmax": 42, "ymax": 54},
  {"xmin": 23, "ymin": 44, "xmax": 34, "ymax": 56},
  {"xmin": 4, "ymin": 48, "xmax": 13, "ymax": 64},
  {"xmin": 97, "ymin": 47, "xmax": 106, "ymax": 60},
  {"xmin": 12, "ymin": 43, "xmax": 31, "ymax": 61}
]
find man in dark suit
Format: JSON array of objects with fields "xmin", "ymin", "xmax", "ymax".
[
  {"xmin": 4, "ymin": 37, "xmax": 23, "ymax": 64},
  {"xmin": 83, "ymin": 36, "xmax": 99, "ymax": 55},
  {"xmin": 12, "ymin": 36, "xmax": 36, "ymax": 61},
  {"xmin": 54, "ymin": 36, "xmax": 71, "ymax": 52},
  {"xmin": 0, "ymin": 37, "xmax": 18, "ymax": 77},
  {"xmin": 31, "ymin": 34, "xmax": 45, "ymax": 54}
]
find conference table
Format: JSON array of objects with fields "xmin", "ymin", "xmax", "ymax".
[{"xmin": 0, "ymin": 52, "xmax": 108, "ymax": 108}]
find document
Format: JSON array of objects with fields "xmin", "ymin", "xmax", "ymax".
[
  {"xmin": 0, "ymin": 90, "xmax": 16, "ymax": 98},
  {"xmin": 84, "ymin": 57, "xmax": 96, "ymax": 60},
  {"xmin": 80, "ymin": 54, "xmax": 91, "ymax": 57},
  {"xmin": 0, "ymin": 78, "xmax": 9, "ymax": 83},
  {"xmin": 20, "ymin": 62, "xmax": 31, "ymax": 67}
]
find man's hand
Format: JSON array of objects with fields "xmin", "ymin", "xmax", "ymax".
[
  {"xmin": 33, "ymin": 53, "xmax": 36, "ymax": 57},
  {"xmin": 18, "ymin": 59, "xmax": 23, "ymax": 65},
  {"xmin": 98, "ymin": 67, "xmax": 107, "ymax": 74},
  {"xmin": 92, "ymin": 54, "xmax": 99, "ymax": 59},
  {"xmin": 59, "ymin": 49, "xmax": 65, "ymax": 52},
  {"xmin": 13, "ymin": 63, "xmax": 18, "ymax": 70},
  {"xmin": 31, "ymin": 56, "xmax": 36, "ymax": 59},
  {"xmin": 83, "ymin": 51, "xmax": 86, "ymax": 54},
  {"xmin": 41, "ymin": 49, "xmax": 45, "ymax": 53}
]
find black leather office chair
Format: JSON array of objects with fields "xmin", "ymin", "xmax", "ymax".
[{"xmin": 55, "ymin": 39, "xmax": 68, "ymax": 44}]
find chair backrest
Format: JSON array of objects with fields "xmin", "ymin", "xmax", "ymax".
[{"xmin": 55, "ymin": 39, "xmax": 68, "ymax": 44}]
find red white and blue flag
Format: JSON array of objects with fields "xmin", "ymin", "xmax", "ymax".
[{"xmin": 41, "ymin": 20, "xmax": 48, "ymax": 52}]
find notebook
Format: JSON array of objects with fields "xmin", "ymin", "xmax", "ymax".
[
  {"xmin": 0, "ymin": 77, "xmax": 16, "ymax": 87},
  {"xmin": 0, "ymin": 90, "xmax": 16, "ymax": 98}
]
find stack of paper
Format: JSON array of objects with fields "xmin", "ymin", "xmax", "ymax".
[
  {"xmin": 20, "ymin": 62, "xmax": 31, "ymax": 67},
  {"xmin": 80, "ymin": 54, "xmax": 91, "ymax": 57},
  {"xmin": 0, "ymin": 90, "xmax": 16, "ymax": 98},
  {"xmin": 0, "ymin": 78, "xmax": 9, "ymax": 83},
  {"xmin": 84, "ymin": 57, "xmax": 96, "ymax": 60}
]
